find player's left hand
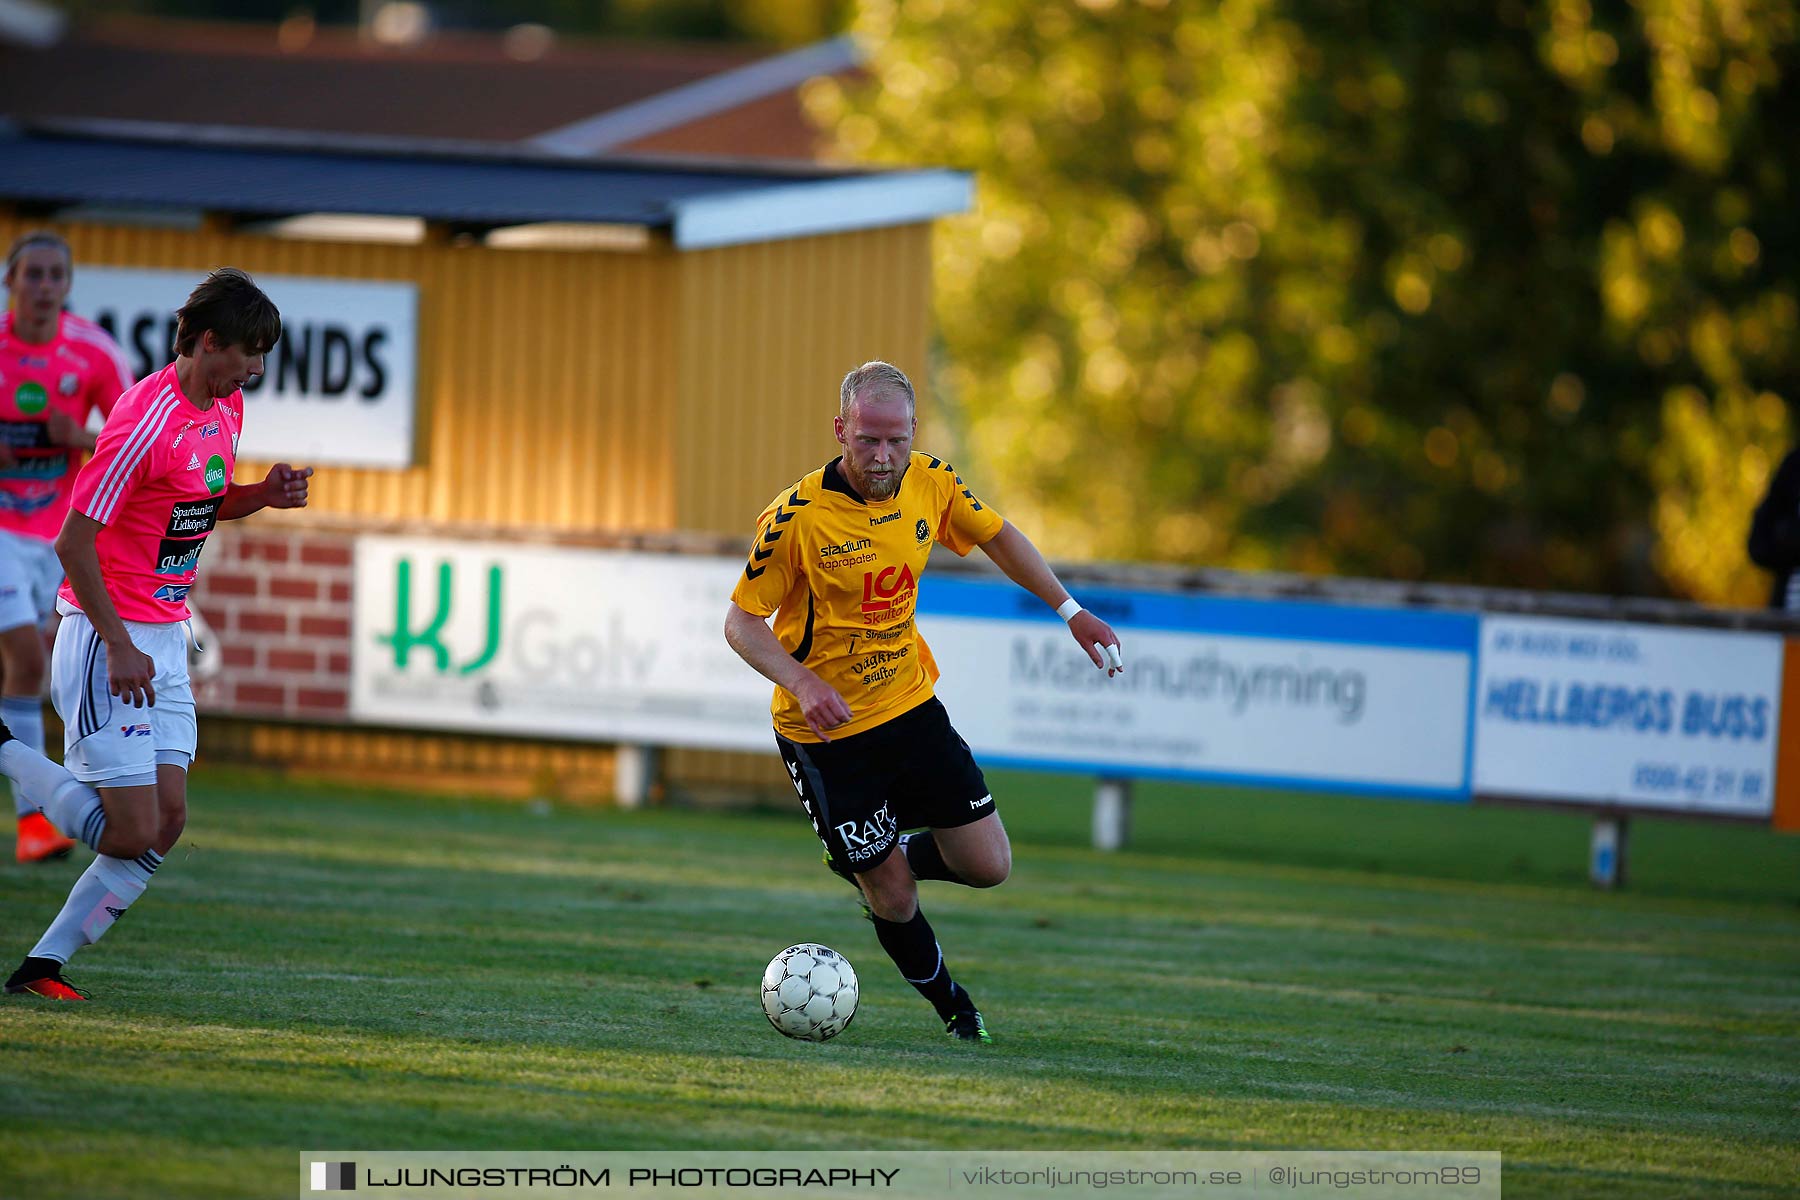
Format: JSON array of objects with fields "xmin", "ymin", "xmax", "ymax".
[
  {"xmin": 1070, "ymin": 611, "xmax": 1124, "ymax": 677},
  {"xmin": 44, "ymin": 408, "xmax": 82, "ymax": 446},
  {"xmin": 263, "ymin": 463, "xmax": 313, "ymax": 509}
]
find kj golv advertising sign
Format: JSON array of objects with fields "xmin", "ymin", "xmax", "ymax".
[
  {"xmin": 351, "ymin": 537, "xmax": 774, "ymax": 749},
  {"xmin": 1473, "ymin": 616, "xmax": 1781, "ymax": 817},
  {"xmin": 71, "ymin": 266, "xmax": 417, "ymax": 468},
  {"xmin": 919, "ymin": 579, "xmax": 1479, "ymax": 799}
]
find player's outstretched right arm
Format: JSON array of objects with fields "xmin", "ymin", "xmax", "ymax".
[{"xmin": 724, "ymin": 603, "xmax": 852, "ymax": 740}]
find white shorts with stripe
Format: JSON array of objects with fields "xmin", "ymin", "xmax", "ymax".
[
  {"xmin": 51, "ymin": 604, "xmax": 195, "ymax": 786},
  {"xmin": 0, "ymin": 529, "xmax": 64, "ymax": 633}
]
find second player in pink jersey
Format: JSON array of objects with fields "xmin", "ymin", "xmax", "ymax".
[
  {"xmin": 2, "ymin": 231, "xmax": 134, "ymax": 863},
  {"xmin": 0, "ymin": 267, "xmax": 313, "ymax": 1002}
]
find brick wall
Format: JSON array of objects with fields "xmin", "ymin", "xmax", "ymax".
[{"xmin": 190, "ymin": 524, "xmax": 353, "ymax": 721}]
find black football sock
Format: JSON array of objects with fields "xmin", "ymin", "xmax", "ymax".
[
  {"xmin": 899, "ymin": 830, "xmax": 966, "ymax": 884},
  {"xmin": 871, "ymin": 908, "xmax": 969, "ymax": 1022}
]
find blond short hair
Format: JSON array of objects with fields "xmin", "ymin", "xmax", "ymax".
[{"xmin": 839, "ymin": 361, "xmax": 916, "ymax": 418}]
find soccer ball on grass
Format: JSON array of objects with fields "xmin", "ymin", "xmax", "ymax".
[{"xmin": 760, "ymin": 943, "xmax": 858, "ymax": 1041}]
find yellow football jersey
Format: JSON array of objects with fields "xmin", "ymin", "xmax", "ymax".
[{"xmin": 730, "ymin": 451, "xmax": 1005, "ymax": 742}]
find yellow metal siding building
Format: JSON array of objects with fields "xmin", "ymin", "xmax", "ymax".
[{"xmin": 1, "ymin": 217, "xmax": 934, "ymax": 538}]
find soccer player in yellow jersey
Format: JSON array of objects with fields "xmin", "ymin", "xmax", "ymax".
[{"xmin": 725, "ymin": 361, "xmax": 1123, "ymax": 1042}]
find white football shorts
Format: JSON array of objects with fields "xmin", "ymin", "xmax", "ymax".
[
  {"xmin": 0, "ymin": 528, "xmax": 64, "ymax": 633},
  {"xmin": 51, "ymin": 602, "xmax": 196, "ymax": 787}
]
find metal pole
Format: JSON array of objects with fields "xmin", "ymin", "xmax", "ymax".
[
  {"xmin": 614, "ymin": 743, "xmax": 657, "ymax": 810},
  {"xmin": 1092, "ymin": 777, "xmax": 1132, "ymax": 851},
  {"xmin": 1589, "ymin": 815, "xmax": 1629, "ymax": 889}
]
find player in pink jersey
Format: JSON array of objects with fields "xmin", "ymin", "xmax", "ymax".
[
  {"xmin": 0, "ymin": 267, "xmax": 312, "ymax": 1001},
  {"xmin": 2, "ymin": 231, "xmax": 133, "ymax": 862}
]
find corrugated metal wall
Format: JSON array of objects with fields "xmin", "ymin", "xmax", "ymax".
[
  {"xmin": 6, "ymin": 217, "xmax": 936, "ymax": 539},
  {"xmin": 674, "ymin": 222, "xmax": 935, "ymax": 534}
]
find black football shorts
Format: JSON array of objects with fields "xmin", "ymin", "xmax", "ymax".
[{"xmin": 775, "ymin": 697, "xmax": 994, "ymax": 876}]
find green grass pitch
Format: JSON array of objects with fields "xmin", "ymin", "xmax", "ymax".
[{"xmin": 2, "ymin": 767, "xmax": 1796, "ymax": 1198}]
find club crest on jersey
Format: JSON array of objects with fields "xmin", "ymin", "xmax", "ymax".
[
  {"xmin": 915, "ymin": 519, "xmax": 931, "ymax": 544},
  {"xmin": 119, "ymin": 723, "xmax": 151, "ymax": 739},
  {"xmin": 201, "ymin": 422, "xmax": 220, "ymax": 438},
  {"xmin": 58, "ymin": 372, "xmax": 79, "ymax": 396}
]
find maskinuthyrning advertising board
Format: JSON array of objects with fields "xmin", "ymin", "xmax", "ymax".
[{"xmin": 918, "ymin": 578, "xmax": 1479, "ymax": 799}]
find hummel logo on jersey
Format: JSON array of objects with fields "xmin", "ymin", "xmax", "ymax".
[
  {"xmin": 869, "ymin": 510, "xmax": 903, "ymax": 526},
  {"xmin": 187, "ymin": 453, "xmax": 201, "ymax": 471},
  {"xmin": 971, "ymin": 794, "xmax": 994, "ymax": 809}
]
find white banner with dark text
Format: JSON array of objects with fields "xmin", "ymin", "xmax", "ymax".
[{"xmin": 71, "ymin": 266, "xmax": 418, "ymax": 467}]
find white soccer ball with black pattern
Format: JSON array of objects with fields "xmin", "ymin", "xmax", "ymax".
[{"xmin": 760, "ymin": 943, "xmax": 859, "ymax": 1042}]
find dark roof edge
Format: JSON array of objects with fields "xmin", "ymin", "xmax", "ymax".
[{"xmin": 12, "ymin": 115, "xmax": 919, "ymax": 181}]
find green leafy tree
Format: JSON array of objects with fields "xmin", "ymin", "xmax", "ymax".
[{"xmin": 810, "ymin": 0, "xmax": 1798, "ymax": 602}]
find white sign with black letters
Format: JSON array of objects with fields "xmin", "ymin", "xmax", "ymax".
[{"xmin": 70, "ymin": 267, "xmax": 417, "ymax": 468}]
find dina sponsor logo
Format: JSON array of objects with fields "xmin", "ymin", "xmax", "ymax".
[
  {"xmin": 12, "ymin": 380, "xmax": 48, "ymax": 415},
  {"xmin": 203, "ymin": 453, "xmax": 227, "ymax": 494}
]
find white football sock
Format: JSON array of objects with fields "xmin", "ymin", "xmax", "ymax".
[
  {"xmin": 0, "ymin": 742, "xmax": 106, "ymax": 849},
  {"xmin": 3, "ymin": 697, "xmax": 46, "ymax": 818},
  {"xmin": 30, "ymin": 850, "xmax": 162, "ymax": 964}
]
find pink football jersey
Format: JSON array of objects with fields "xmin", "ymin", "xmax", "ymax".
[
  {"xmin": 0, "ymin": 311, "xmax": 133, "ymax": 541},
  {"xmin": 60, "ymin": 364, "xmax": 242, "ymax": 623}
]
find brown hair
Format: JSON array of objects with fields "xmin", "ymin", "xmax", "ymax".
[
  {"xmin": 4, "ymin": 230, "xmax": 72, "ymax": 284},
  {"xmin": 174, "ymin": 268, "xmax": 281, "ymax": 357}
]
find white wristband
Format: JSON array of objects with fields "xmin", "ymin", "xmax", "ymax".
[{"xmin": 1056, "ymin": 598, "xmax": 1082, "ymax": 622}]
